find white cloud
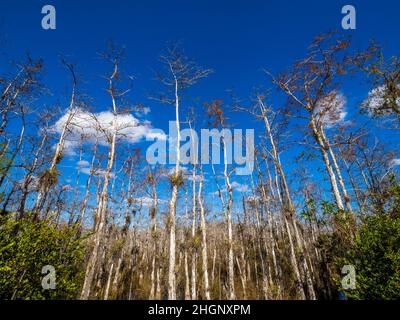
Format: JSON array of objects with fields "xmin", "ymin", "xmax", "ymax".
[
  {"xmin": 80, "ymin": 167, "xmax": 115, "ymax": 178},
  {"xmin": 231, "ymin": 181, "xmax": 250, "ymax": 193},
  {"xmin": 246, "ymin": 195, "xmax": 261, "ymax": 204},
  {"xmin": 212, "ymin": 181, "xmax": 250, "ymax": 195},
  {"xmin": 389, "ymin": 158, "xmax": 400, "ymax": 167},
  {"xmin": 187, "ymin": 175, "xmax": 207, "ymax": 182},
  {"xmin": 17, "ymin": 176, "xmax": 39, "ymax": 191},
  {"xmin": 61, "ymin": 184, "xmax": 73, "ymax": 192},
  {"xmin": 162, "ymin": 166, "xmax": 188, "ymax": 177},
  {"xmin": 146, "ymin": 131, "xmax": 167, "ymax": 141},
  {"xmin": 77, "ymin": 160, "xmax": 90, "ymax": 167},
  {"xmin": 61, "ymin": 140, "xmax": 79, "ymax": 156},
  {"xmin": 133, "ymin": 196, "xmax": 168, "ymax": 207},
  {"xmin": 50, "ymin": 108, "xmax": 166, "ymax": 154},
  {"xmin": 362, "ymin": 85, "xmax": 400, "ymax": 116},
  {"xmin": 314, "ymin": 91, "xmax": 347, "ymax": 128}
]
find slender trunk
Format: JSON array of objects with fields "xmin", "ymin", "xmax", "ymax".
[
  {"xmin": 155, "ymin": 267, "xmax": 162, "ymax": 300},
  {"xmin": 149, "ymin": 254, "xmax": 156, "ymax": 299},
  {"xmin": 168, "ymin": 79, "xmax": 180, "ymax": 300},
  {"xmin": 149, "ymin": 166, "xmax": 158, "ymax": 299},
  {"xmin": 69, "ymin": 143, "xmax": 83, "ymax": 226},
  {"xmin": 198, "ymin": 170, "xmax": 210, "ymax": 300},
  {"xmin": 259, "ymin": 99, "xmax": 310, "ymax": 298},
  {"xmin": 309, "ymin": 116, "xmax": 345, "ymax": 210},
  {"xmin": 0, "ymin": 108, "xmax": 25, "ymax": 188},
  {"xmin": 34, "ymin": 67, "xmax": 76, "ymax": 213},
  {"xmin": 81, "ymin": 65, "xmax": 118, "ymax": 300},
  {"xmin": 211, "ymin": 248, "xmax": 216, "ymax": 289},
  {"xmin": 0, "ymin": 77, "xmax": 28, "ymax": 135},
  {"xmin": 17, "ymin": 133, "xmax": 47, "ymax": 218},
  {"xmin": 321, "ymin": 130, "xmax": 353, "ymax": 215},
  {"xmin": 184, "ymin": 251, "xmax": 191, "ymax": 300},
  {"xmin": 79, "ymin": 143, "xmax": 98, "ymax": 227},
  {"xmin": 221, "ymin": 131, "xmax": 235, "ymax": 300},
  {"xmin": 190, "ymin": 142, "xmax": 197, "ymax": 300},
  {"xmin": 104, "ymin": 263, "xmax": 114, "ymax": 300}
]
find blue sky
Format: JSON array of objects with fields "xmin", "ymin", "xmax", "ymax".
[
  {"xmin": 1, "ymin": 0, "xmax": 399, "ymax": 220},
  {"xmin": 1, "ymin": 0, "xmax": 399, "ymax": 105}
]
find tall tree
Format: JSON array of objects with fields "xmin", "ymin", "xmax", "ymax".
[{"xmin": 154, "ymin": 45, "xmax": 211, "ymax": 299}]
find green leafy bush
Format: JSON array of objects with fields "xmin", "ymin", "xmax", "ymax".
[
  {"xmin": 343, "ymin": 214, "xmax": 400, "ymax": 299},
  {"xmin": 0, "ymin": 214, "xmax": 84, "ymax": 299}
]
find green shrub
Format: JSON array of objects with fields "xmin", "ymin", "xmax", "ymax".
[
  {"xmin": 342, "ymin": 214, "xmax": 400, "ymax": 299},
  {"xmin": 0, "ymin": 214, "xmax": 84, "ymax": 299}
]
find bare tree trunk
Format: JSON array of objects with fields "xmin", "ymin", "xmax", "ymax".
[
  {"xmin": 104, "ymin": 263, "xmax": 114, "ymax": 300},
  {"xmin": 211, "ymin": 248, "xmax": 216, "ymax": 289},
  {"xmin": 69, "ymin": 142, "xmax": 83, "ymax": 226},
  {"xmin": 190, "ymin": 147, "xmax": 197, "ymax": 300},
  {"xmin": 184, "ymin": 251, "xmax": 191, "ymax": 300},
  {"xmin": 0, "ymin": 76, "xmax": 28, "ymax": 135},
  {"xmin": 111, "ymin": 159, "xmax": 135, "ymax": 294},
  {"xmin": 283, "ymin": 214, "xmax": 306, "ymax": 299},
  {"xmin": 168, "ymin": 79, "xmax": 180, "ymax": 300},
  {"xmin": 236, "ymin": 256, "xmax": 247, "ymax": 299},
  {"xmin": 221, "ymin": 132, "xmax": 235, "ymax": 300},
  {"xmin": 81, "ymin": 63, "xmax": 118, "ymax": 300},
  {"xmin": 259, "ymin": 98, "xmax": 308, "ymax": 299},
  {"xmin": 0, "ymin": 107, "xmax": 25, "ymax": 188},
  {"xmin": 155, "ymin": 267, "xmax": 162, "ymax": 300},
  {"xmin": 149, "ymin": 166, "xmax": 159, "ymax": 300},
  {"xmin": 321, "ymin": 130, "xmax": 353, "ymax": 214},
  {"xmin": 149, "ymin": 254, "xmax": 156, "ymax": 299},
  {"xmin": 339, "ymin": 149, "xmax": 364, "ymax": 215},
  {"xmin": 309, "ymin": 117, "xmax": 345, "ymax": 210},
  {"xmin": 79, "ymin": 143, "xmax": 98, "ymax": 228},
  {"xmin": 291, "ymin": 219, "xmax": 316, "ymax": 299},
  {"xmin": 257, "ymin": 156, "xmax": 281, "ymax": 295},
  {"xmin": 34, "ymin": 63, "xmax": 77, "ymax": 213},
  {"xmin": 198, "ymin": 169, "xmax": 211, "ymax": 300}
]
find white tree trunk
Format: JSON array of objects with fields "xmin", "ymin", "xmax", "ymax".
[
  {"xmin": 198, "ymin": 172, "xmax": 211, "ymax": 300},
  {"xmin": 168, "ymin": 80, "xmax": 180, "ymax": 300},
  {"xmin": 81, "ymin": 67, "xmax": 118, "ymax": 300},
  {"xmin": 310, "ymin": 117, "xmax": 345, "ymax": 210}
]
